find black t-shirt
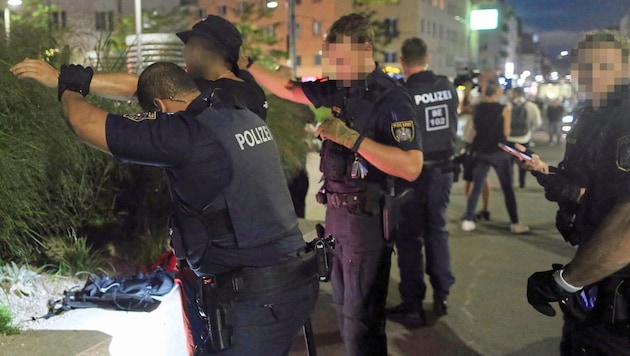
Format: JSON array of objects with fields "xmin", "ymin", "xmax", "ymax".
[
  {"xmin": 194, "ymin": 70, "xmax": 268, "ymax": 121},
  {"xmin": 547, "ymin": 105, "xmax": 564, "ymax": 122},
  {"xmin": 472, "ymin": 102, "xmax": 505, "ymax": 154}
]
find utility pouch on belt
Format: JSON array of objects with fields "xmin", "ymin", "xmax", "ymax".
[
  {"xmin": 601, "ymin": 279, "xmax": 630, "ymax": 335},
  {"xmin": 320, "ymin": 140, "xmax": 351, "ymax": 182},
  {"xmin": 306, "ymin": 223, "xmax": 335, "ymax": 282},
  {"xmin": 196, "ymin": 277, "xmax": 234, "ymax": 353}
]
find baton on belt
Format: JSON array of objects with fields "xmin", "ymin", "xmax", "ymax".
[{"xmin": 303, "ymin": 317, "xmax": 317, "ymax": 356}]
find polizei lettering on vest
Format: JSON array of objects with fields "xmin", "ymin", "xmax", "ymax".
[
  {"xmin": 234, "ymin": 125, "xmax": 274, "ymax": 150},
  {"xmin": 415, "ymin": 90, "xmax": 453, "ymax": 105}
]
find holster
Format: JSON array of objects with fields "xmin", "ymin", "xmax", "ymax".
[
  {"xmin": 599, "ymin": 278, "xmax": 630, "ymax": 336},
  {"xmin": 306, "ymin": 223, "xmax": 336, "ymax": 282},
  {"xmin": 196, "ymin": 277, "xmax": 234, "ymax": 353}
]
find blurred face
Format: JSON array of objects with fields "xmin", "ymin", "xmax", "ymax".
[
  {"xmin": 572, "ymin": 42, "xmax": 630, "ymax": 107},
  {"xmin": 183, "ymin": 36, "xmax": 222, "ymax": 79},
  {"xmin": 322, "ymin": 36, "xmax": 375, "ymax": 87}
]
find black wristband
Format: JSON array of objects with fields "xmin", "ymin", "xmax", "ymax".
[{"xmin": 351, "ymin": 135, "xmax": 365, "ymax": 153}]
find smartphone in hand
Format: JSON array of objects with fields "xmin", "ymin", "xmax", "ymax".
[{"xmin": 498, "ymin": 142, "xmax": 532, "ymax": 161}]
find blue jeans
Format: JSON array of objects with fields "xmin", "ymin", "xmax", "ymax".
[
  {"xmin": 465, "ymin": 151, "xmax": 519, "ymax": 223},
  {"xmin": 395, "ymin": 169, "xmax": 455, "ymax": 307}
]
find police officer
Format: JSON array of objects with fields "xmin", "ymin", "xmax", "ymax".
[
  {"xmin": 386, "ymin": 37, "xmax": 456, "ymax": 327},
  {"xmin": 11, "ymin": 17, "xmax": 279, "ymax": 351},
  {"xmin": 53, "ymin": 62, "xmax": 319, "ymax": 355},
  {"xmin": 526, "ymin": 30, "xmax": 630, "ymax": 355},
  {"xmin": 246, "ymin": 13, "xmax": 423, "ymax": 355}
]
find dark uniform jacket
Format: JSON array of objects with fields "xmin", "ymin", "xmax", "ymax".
[
  {"xmin": 105, "ymin": 91, "xmax": 303, "ymax": 276},
  {"xmin": 404, "ymin": 70, "xmax": 458, "ymax": 162},
  {"xmin": 302, "ymin": 65, "xmax": 422, "ymax": 194}
]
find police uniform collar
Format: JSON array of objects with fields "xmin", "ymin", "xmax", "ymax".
[
  {"xmin": 363, "ymin": 63, "xmax": 387, "ymax": 92},
  {"xmin": 186, "ymin": 91, "xmax": 212, "ymax": 115},
  {"xmin": 406, "ymin": 70, "xmax": 436, "ymax": 82}
]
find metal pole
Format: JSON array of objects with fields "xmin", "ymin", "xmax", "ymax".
[
  {"xmin": 134, "ymin": 0, "xmax": 142, "ymax": 73},
  {"xmin": 4, "ymin": 6, "xmax": 10, "ymax": 42},
  {"xmin": 302, "ymin": 318, "xmax": 317, "ymax": 356},
  {"xmin": 287, "ymin": 0, "xmax": 297, "ymax": 76}
]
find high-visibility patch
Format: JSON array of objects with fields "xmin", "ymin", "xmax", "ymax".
[
  {"xmin": 122, "ymin": 112, "xmax": 157, "ymax": 122},
  {"xmin": 616, "ymin": 135, "xmax": 630, "ymax": 172},
  {"xmin": 391, "ymin": 120, "xmax": 415, "ymax": 142}
]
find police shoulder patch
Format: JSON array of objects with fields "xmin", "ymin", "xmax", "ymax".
[
  {"xmin": 391, "ymin": 120, "xmax": 415, "ymax": 142},
  {"xmin": 122, "ymin": 112, "xmax": 157, "ymax": 122},
  {"xmin": 616, "ymin": 135, "xmax": 630, "ymax": 172}
]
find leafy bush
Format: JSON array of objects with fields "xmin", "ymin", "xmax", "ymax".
[
  {"xmin": 118, "ymin": 233, "xmax": 171, "ymax": 269},
  {"xmin": 266, "ymin": 95, "xmax": 314, "ymax": 180},
  {"xmin": 0, "ymin": 262, "xmax": 40, "ymax": 296},
  {"xmin": 0, "ymin": 303, "xmax": 19, "ymax": 335},
  {"xmin": 44, "ymin": 229, "xmax": 112, "ymax": 277}
]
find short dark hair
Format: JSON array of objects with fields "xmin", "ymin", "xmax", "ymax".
[
  {"xmin": 484, "ymin": 82, "xmax": 501, "ymax": 97},
  {"xmin": 401, "ymin": 37, "xmax": 428, "ymax": 66},
  {"xmin": 325, "ymin": 13, "xmax": 374, "ymax": 44},
  {"xmin": 136, "ymin": 62, "xmax": 198, "ymax": 111}
]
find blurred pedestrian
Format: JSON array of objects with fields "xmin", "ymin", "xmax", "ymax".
[
  {"xmin": 507, "ymin": 87, "xmax": 541, "ymax": 188},
  {"xmin": 546, "ymin": 98, "xmax": 565, "ymax": 145},
  {"xmin": 461, "ymin": 82, "xmax": 529, "ymax": 234},
  {"xmin": 459, "ymin": 74, "xmax": 493, "ymax": 221}
]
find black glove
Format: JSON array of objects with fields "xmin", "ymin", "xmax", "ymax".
[
  {"xmin": 527, "ymin": 264, "xmax": 576, "ymax": 317},
  {"xmin": 532, "ymin": 170, "xmax": 581, "ymax": 204},
  {"xmin": 58, "ymin": 64, "xmax": 94, "ymax": 101}
]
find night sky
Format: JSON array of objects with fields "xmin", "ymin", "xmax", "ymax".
[{"xmin": 505, "ymin": 0, "xmax": 630, "ymax": 56}]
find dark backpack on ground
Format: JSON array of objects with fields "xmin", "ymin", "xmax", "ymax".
[
  {"xmin": 42, "ymin": 268, "xmax": 175, "ymax": 318},
  {"xmin": 510, "ymin": 101, "xmax": 530, "ymax": 136}
]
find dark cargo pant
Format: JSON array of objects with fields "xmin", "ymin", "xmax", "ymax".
[
  {"xmin": 326, "ymin": 204, "xmax": 392, "ymax": 356},
  {"xmin": 395, "ymin": 168, "xmax": 455, "ymax": 308}
]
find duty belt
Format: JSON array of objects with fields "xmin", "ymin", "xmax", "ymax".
[
  {"xmin": 423, "ymin": 159, "xmax": 456, "ymax": 173},
  {"xmin": 326, "ymin": 192, "xmax": 365, "ymax": 209},
  {"xmin": 209, "ymin": 252, "xmax": 317, "ymax": 299}
]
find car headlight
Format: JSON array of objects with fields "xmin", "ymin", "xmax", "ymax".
[{"xmin": 562, "ymin": 115, "xmax": 573, "ymax": 123}]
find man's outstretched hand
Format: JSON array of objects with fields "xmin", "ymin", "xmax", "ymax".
[
  {"xmin": 10, "ymin": 58, "xmax": 60, "ymax": 88},
  {"xmin": 58, "ymin": 64, "xmax": 94, "ymax": 101}
]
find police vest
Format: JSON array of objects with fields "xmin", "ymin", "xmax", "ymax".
[
  {"xmin": 170, "ymin": 99, "xmax": 299, "ymax": 265},
  {"xmin": 320, "ymin": 73, "xmax": 406, "ymax": 194},
  {"xmin": 406, "ymin": 74, "xmax": 458, "ymax": 161}
]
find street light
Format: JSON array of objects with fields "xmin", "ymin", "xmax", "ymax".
[
  {"xmin": 267, "ymin": 0, "xmax": 297, "ymax": 76},
  {"xmin": 134, "ymin": 0, "xmax": 142, "ymax": 73},
  {"xmin": 4, "ymin": 0, "xmax": 22, "ymax": 42}
]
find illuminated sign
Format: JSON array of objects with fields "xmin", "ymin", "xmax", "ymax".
[{"xmin": 470, "ymin": 9, "xmax": 499, "ymax": 30}]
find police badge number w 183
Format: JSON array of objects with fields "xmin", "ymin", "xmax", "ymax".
[
  {"xmin": 122, "ymin": 112, "xmax": 157, "ymax": 122},
  {"xmin": 391, "ymin": 121, "xmax": 415, "ymax": 142}
]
